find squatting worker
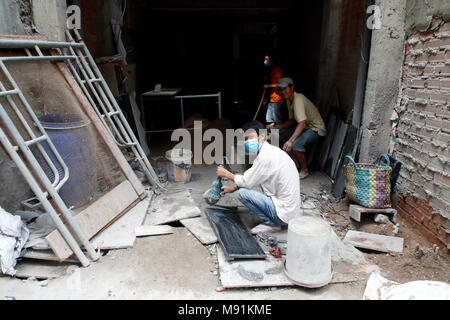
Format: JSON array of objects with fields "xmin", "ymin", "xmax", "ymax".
[
  {"xmin": 275, "ymin": 77, "xmax": 326, "ymax": 180},
  {"xmin": 216, "ymin": 121, "xmax": 300, "ymax": 234},
  {"xmin": 263, "ymin": 54, "xmax": 286, "ymax": 126}
]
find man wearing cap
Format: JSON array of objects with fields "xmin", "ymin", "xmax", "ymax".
[{"xmin": 273, "ymin": 77, "xmax": 326, "ymax": 179}]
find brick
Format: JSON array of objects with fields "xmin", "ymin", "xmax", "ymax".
[
  {"xmin": 429, "ymin": 92, "xmax": 447, "ymax": 104},
  {"xmin": 435, "ymin": 64, "xmax": 450, "ymax": 76},
  {"xmin": 441, "ymin": 80, "xmax": 450, "ymax": 90},
  {"xmin": 415, "ymin": 90, "xmax": 430, "ymax": 101},
  {"xmin": 426, "ymin": 79, "xmax": 441, "ymax": 89},
  {"xmin": 423, "ymin": 65, "xmax": 435, "ymax": 78},
  {"xmin": 429, "ymin": 52, "xmax": 446, "ymax": 63},
  {"xmin": 442, "ymin": 120, "xmax": 450, "ymax": 133},
  {"xmin": 425, "ymin": 116, "xmax": 442, "ymax": 129},
  {"xmin": 411, "ymin": 79, "xmax": 426, "ymax": 89}
]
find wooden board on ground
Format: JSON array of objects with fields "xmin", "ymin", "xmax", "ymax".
[
  {"xmin": 22, "ymin": 250, "xmax": 79, "ymax": 263},
  {"xmin": 135, "ymin": 225, "xmax": 175, "ymax": 237},
  {"xmin": 46, "ymin": 180, "xmax": 140, "ymax": 261},
  {"xmin": 144, "ymin": 190, "xmax": 201, "ymax": 225},
  {"xmin": 180, "ymin": 217, "xmax": 218, "ymax": 245},
  {"xmin": 90, "ymin": 196, "xmax": 150, "ymax": 250},
  {"xmin": 349, "ymin": 204, "xmax": 397, "ymax": 223},
  {"xmin": 343, "ymin": 230, "xmax": 404, "ymax": 254}
]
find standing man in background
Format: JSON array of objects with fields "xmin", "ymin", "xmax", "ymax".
[{"xmin": 263, "ymin": 54, "xmax": 286, "ymax": 126}]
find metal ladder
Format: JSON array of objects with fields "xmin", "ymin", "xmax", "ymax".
[
  {"xmin": 0, "ymin": 51, "xmax": 99, "ymax": 266},
  {"xmin": 61, "ymin": 29, "xmax": 165, "ymax": 192}
]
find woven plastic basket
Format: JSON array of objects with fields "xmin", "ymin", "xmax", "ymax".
[{"xmin": 345, "ymin": 154, "xmax": 392, "ymax": 209}]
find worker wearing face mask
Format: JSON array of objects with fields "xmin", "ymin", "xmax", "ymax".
[
  {"xmin": 263, "ymin": 53, "xmax": 286, "ymax": 126},
  {"xmin": 216, "ymin": 120, "xmax": 300, "ymax": 234}
]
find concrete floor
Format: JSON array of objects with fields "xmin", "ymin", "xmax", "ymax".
[{"xmin": 0, "ymin": 165, "xmax": 368, "ymax": 300}]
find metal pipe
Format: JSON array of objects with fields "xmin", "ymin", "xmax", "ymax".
[
  {"xmin": 0, "ymin": 39, "xmax": 84, "ymax": 49},
  {"xmin": 0, "ymin": 56, "xmax": 77, "ymax": 63},
  {"xmin": 0, "ymin": 108, "xmax": 90, "ymax": 267},
  {"xmin": 174, "ymin": 93, "xmax": 220, "ymax": 99},
  {"xmin": 0, "ymin": 89, "xmax": 18, "ymax": 97}
]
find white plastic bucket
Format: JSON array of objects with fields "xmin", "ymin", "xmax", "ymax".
[
  {"xmin": 165, "ymin": 149, "xmax": 192, "ymax": 183},
  {"xmin": 284, "ymin": 216, "xmax": 333, "ymax": 288}
]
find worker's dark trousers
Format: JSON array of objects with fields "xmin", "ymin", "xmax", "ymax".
[{"xmin": 237, "ymin": 188, "xmax": 288, "ymax": 227}]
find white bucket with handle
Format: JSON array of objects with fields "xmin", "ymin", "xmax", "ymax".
[{"xmin": 284, "ymin": 216, "xmax": 333, "ymax": 288}]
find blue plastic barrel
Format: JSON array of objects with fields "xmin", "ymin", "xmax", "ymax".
[{"xmin": 34, "ymin": 113, "xmax": 97, "ymax": 208}]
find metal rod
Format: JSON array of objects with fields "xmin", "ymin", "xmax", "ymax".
[
  {"xmin": 0, "ymin": 56, "xmax": 77, "ymax": 63},
  {"xmin": 0, "ymin": 89, "xmax": 18, "ymax": 97},
  {"xmin": 174, "ymin": 93, "xmax": 220, "ymax": 99},
  {"xmin": 0, "ymin": 107, "xmax": 91, "ymax": 266},
  {"xmin": 0, "ymin": 39, "xmax": 84, "ymax": 49}
]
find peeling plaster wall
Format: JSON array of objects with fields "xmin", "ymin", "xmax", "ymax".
[
  {"xmin": 32, "ymin": 0, "xmax": 67, "ymax": 41},
  {"xmin": 359, "ymin": 0, "xmax": 406, "ymax": 162},
  {"xmin": 0, "ymin": 0, "xmax": 27, "ymax": 35}
]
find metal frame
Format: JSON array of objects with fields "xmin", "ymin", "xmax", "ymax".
[
  {"xmin": 0, "ymin": 45, "xmax": 99, "ymax": 266},
  {"xmin": 0, "ymin": 33, "xmax": 166, "ymax": 265},
  {"xmin": 62, "ymin": 30, "xmax": 165, "ymax": 191},
  {"xmin": 141, "ymin": 92, "xmax": 222, "ymax": 134}
]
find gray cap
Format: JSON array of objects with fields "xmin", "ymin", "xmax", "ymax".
[{"xmin": 277, "ymin": 77, "xmax": 294, "ymax": 88}]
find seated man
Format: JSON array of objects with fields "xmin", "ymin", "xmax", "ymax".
[
  {"xmin": 274, "ymin": 77, "xmax": 327, "ymax": 179},
  {"xmin": 217, "ymin": 121, "xmax": 300, "ymax": 234}
]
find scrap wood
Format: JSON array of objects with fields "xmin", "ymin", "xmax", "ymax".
[
  {"xmin": 45, "ymin": 180, "xmax": 140, "ymax": 261},
  {"xmin": 91, "ymin": 197, "xmax": 150, "ymax": 250},
  {"xmin": 53, "ymin": 53, "xmax": 146, "ymax": 198}
]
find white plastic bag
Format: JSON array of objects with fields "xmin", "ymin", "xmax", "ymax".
[
  {"xmin": 0, "ymin": 206, "xmax": 29, "ymax": 276},
  {"xmin": 363, "ymin": 272, "xmax": 450, "ymax": 300}
]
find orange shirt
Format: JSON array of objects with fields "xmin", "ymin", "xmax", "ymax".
[{"xmin": 270, "ymin": 66, "xmax": 283, "ymax": 103}]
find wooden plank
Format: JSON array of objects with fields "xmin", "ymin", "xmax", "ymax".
[
  {"xmin": 144, "ymin": 190, "xmax": 201, "ymax": 225},
  {"xmin": 180, "ymin": 217, "xmax": 218, "ymax": 245},
  {"xmin": 90, "ymin": 197, "xmax": 150, "ymax": 250},
  {"xmin": 22, "ymin": 250, "xmax": 79, "ymax": 263},
  {"xmin": 46, "ymin": 180, "xmax": 139, "ymax": 261},
  {"xmin": 12, "ymin": 261, "xmax": 71, "ymax": 280},
  {"xmin": 343, "ymin": 230, "xmax": 404, "ymax": 254},
  {"xmin": 135, "ymin": 225, "xmax": 174, "ymax": 237},
  {"xmin": 53, "ymin": 55, "xmax": 146, "ymax": 198}
]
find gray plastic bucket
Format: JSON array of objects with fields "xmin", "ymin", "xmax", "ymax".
[{"xmin": 284, "ymin": 216, "xmax": 333, "ymax": 288}]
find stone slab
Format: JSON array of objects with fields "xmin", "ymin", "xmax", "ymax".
[{"xmin": 343, "ymin": 230, "xmax": 404, "ymax": 254}]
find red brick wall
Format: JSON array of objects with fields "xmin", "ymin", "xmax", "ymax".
[
  {"xmin": 394, "ymin": 21, "xmax": 450, "ymax": 251},
  {"xmin": 335, "ymin": 0, "xmax": 365, "ymax": 112}
]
